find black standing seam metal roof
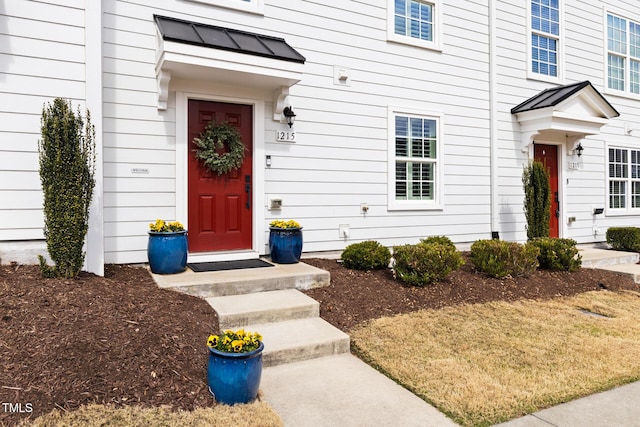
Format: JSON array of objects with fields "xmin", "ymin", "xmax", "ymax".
[
  {"xmin": 154, "ymin": 15, "xmax": 306, "ymax": 64},
  {"xmin": 510, "ymin": 80, "xmax": 619, "ymax": 116}
]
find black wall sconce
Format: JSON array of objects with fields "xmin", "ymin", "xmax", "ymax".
[
  {"xmin": 282, "ymin": 106, "xmax": 296, "ymax": 128},
  {"xmin": 575, "ymin": 142, "xmax": 584, "ymax": 157}
]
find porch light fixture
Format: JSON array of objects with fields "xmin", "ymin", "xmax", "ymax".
[
  {"xmin": 575, "ymin": 142, "xmax": 584, "ymax": 157},
  {"xmin": 283, "ymin": 106, "xmax": 296, "ymax": 128}
]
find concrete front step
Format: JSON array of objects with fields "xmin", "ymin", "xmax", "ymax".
[
  {"xmin": 593, "ymin": 263, "xmax": 640, "ymax": 283},
  {"xmin": 580, "ymin": 247, "xmax": 639, "ymax": 269},
  {"xmin": 255, "ymin": 317, "xmax": 351, "ymax": 367},
  {"xmin": 207, "ymin": 289, "xmax": 320, "ymax": 330},
  {"xmin": 152, "ymin": 261, "xmax": 330, "ymax": 298}
]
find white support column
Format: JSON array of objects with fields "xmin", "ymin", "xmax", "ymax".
[{"xmin": 84, "ymin": 0, "xmax": 104, "ymax": 276}]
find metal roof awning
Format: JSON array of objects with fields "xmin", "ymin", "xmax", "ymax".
[
  {"xmin": 154, "ymin": 15, "xmax": 305, "ymax": 110},
  {"xmin": 511, "ymin": 81, "xmax": 620, "ymax": 151},
  {"xmin": 155, "ymin": 15, "xmax": 306, "ymax": 64}
]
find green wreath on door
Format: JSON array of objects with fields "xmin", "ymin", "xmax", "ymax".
[{"xmin": 192, "ymin": 121, "xmax": 246, "ymax": 175}]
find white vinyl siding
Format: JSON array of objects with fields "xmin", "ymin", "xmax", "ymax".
[
  {"xmin": 529, "ymin": 0, "xmax": 561, "ymax": 81},
  {"xmin": 387, "ymin": 0, "xmax": 441, "ymax": 50},
  {"xmin": 388, "ymin": 109, "xmax": 442, "ymax": 210},
  {"xmin": 0, "ymin": 0, "xmax": 86, "ymax": 242},
  {"xmin": 606, "ymin": 12, "xmax": 640, "ymax": 95}
]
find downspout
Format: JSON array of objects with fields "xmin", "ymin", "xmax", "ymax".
[
  {"xmin": 489, "ymin": 0, "xmax": 500, "ymax": 239},
  {"xmin": 85, "ymin": 0, "xmax": 105, "ymax": 276}
]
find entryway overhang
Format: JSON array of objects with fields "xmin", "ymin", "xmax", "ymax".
[
  {"xmin": 511, "ymin": 81, "xmax": 619, "ymax": 152},
  {"xmin": 154, "ymin": 15, "xmax": 305, "ymax": 111}
]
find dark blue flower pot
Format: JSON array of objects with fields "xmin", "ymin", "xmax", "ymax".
[
  {"xmin": 269, "ymin": 227, "xmax": 303, "ymax": 264},
  {"xmin": 147, "ymin": 231, "xmax": 188, "ymax": 274},
  {"xmin": 207, "ymin": 342, "xmax": 264, "ymax": 405}
]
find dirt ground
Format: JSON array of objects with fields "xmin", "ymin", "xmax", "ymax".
[{"xmin": 1, "ymin": 255, "xmax": 638, "ymax": 426}]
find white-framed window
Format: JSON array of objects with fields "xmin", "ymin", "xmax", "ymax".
[
  {"xmin": 388, "ymin": 108, "xmax": 443, "ymax": 210},
  {"xmin": 387, "ymin": 0, "xmax": 442, "ymax": 51},
  {"xmin": 528, "ymin": 0, "xmax": 561, "ymax": 82},
  {"xmin": 607, "ymin": 147, "xmax": 640, "ymax": 211},
  {"xmin": 606, "ymin": 12, "xmax": 640, "ymax": 96},
  {"xmin": 187, "ymin": 0, "xmax": 264, "ymax": 15}
]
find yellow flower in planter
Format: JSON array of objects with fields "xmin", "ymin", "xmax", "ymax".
[
  {"xmin": 207, "ymin": 335, "xmax": 219, "ymax": 347},
  {"xmin": 270, "ymin": 219, "xmax": 301, "ymax": 229},
  {"xmin": 149, "ymin": 219, "xmax": 185, "ymax": 232},
  {"xmin": 208, "ymin": 329, "xmax": 262, "ymax": 353}
]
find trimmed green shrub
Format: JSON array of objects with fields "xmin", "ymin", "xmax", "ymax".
[
  {"xmin": 470, "ymin": 240, "xmax": 539, "ymax": 279},
  {"xmin": 341, "ymin": 241, "xmax": 391, "ymax": 270},
  {"xmin": 420, "ymin": 235, "xmax": 456, "ymax": 248},
  {"xmin": 523, "ymin": 160, "xmax": 551, "ymax": 240},
  {"xmin": 38, "ymin": 98, "xmax": 96, "ymax": 278},
  {"xmin": 606, "ymin": 227, "xmax": 640, "ymax": 252},
  {"xmin": 392, "ymin": 242, "xmax": 464, "ymax": 287},
  {"xmin": 531, "ymin": 238, "xmax": 582, "ymax": 271}
]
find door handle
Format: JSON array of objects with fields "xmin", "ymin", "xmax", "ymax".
[{"xmin": 245, "ymin": 175, "xmax": 251, "ymax": 209}]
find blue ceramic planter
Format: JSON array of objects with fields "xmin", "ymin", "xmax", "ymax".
[
  {"xmin": 147, "ymin": 231, "xmax": 188, "ymax": 274},
  {"xmin": 269, "ymin": 227, "xmax": 303, "ymax": 264},
  {"xmin": 207, "ymin": 342, "xmax": 264, "ymax": 405}
]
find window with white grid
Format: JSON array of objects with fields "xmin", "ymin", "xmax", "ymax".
[
  {"xmin": 188, "ymin": 0, "xmax": 263, "ymax": 14},
  {"xmin": 529, "ymin": 0, "xmax": 561, "ymax": 80},
  {"xmin": 608, "ymin": 147, "xmax": 640, "ymax": 211},
  {"xmin": 388, "ymin": 110, "xmax": 442, "ymax": 210},
  {"xmin": 388, "ymin": 0, "xmax": 441, "ymax": 50},
  {"xmin": 607, "ymin": 13, "xmax": 640, "ymax": 95}
]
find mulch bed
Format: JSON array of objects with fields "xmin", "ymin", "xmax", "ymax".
[
  {"xmin": 1, "ymin": 254, "xmax": 639, "ymax": 426},
  {"xmin": 0, "ymin": 264, "xmax": 219, "ymax": 426},
  {"xmin": 303, "ymin": 254, "xmax": 640, "ymax": 331}
]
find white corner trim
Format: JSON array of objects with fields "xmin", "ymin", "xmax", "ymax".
[{"xmin": 84, "ymin": 0, "xmax": 104, "ymax": 276}]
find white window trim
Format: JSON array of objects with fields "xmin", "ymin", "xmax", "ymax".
[
  {"xmin": 187, "ymin": 0, "xmax": 264, "ymax": 15},
  {"xmin": 387, "ymin": 0, "xmax": 442, "ymax": 51},
  {"xmin": 603, "ymin": 8, "xmax": 640, "ymax": 101},
  {"xmin": 387, "ymin": 107, "xmax": 444, "ymax": 211},
  {"xmin": 527, "ymin": 0, "xmax": 563, "ymax": 83},
  {"xmin": 605, "ymin": 144, "xmax": 640, "ymax": 216}
]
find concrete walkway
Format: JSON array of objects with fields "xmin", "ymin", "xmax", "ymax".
[
  {"xmin": 259, "ymin": 246, "xmax": 640, "ymax": 427},
  {"xmin": 494, "ymin": 381, "xmax": 640, "ymax": 427},
  {"xmin": 261, "ymin": 353, "xmax": 458, "ymax": 427}
]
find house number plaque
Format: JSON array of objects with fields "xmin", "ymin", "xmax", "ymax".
[{"xmin": 275, "ymin": 130, "xmax": 296, "ymax": 142}]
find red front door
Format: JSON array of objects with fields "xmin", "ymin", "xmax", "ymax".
[
  {"xmin": 188, "ymin": 100, "xmax": 253, "ymax": 252},
  {"xmin": 534, "ymin": 144, "xmax": 559, "ymax": 238}
]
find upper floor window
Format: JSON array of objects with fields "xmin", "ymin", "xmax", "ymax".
[
  {"xmin": 188, "ymin": 0, "xmax": 264, "ymax": 15},
  {"xmin": 387, "ymin": 0, "xmax": 441, "ymax": 50},
  {"xmin": 608, "ymin": 147, "xmax": 640, "ymax": 211},
  {"xmin": 529, "ymin": 0, "xmax": 560, "ymax": 80},
  {"xmin": 388, "ymin": 108, "xmax": 443, "ymax": 210},
  {"xmin": 607, "ymin": 13, "xmax": 640, "ymax": 95}
]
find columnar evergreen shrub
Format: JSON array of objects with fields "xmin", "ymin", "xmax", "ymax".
[
  {"xmin": 38, "ymin": 98, "xmax": 96, "ymax": 278},
  {"xmin": 341, "ymin": 241, "xmax": 391, "ymax": 270},
  {"xmin": 523, "ymin": 160, "xmax": 551, "ymax": 240},
  {"xmin": 531, "ymin": 238, "xmax": 582, "ymax": 271},
  {"xmin": 606, "ymin": 227, "xmax": 640, "ymax": 252},
  {"xmin": 392, "ymin": 242, "xmax": 464, "ymax": 287},
  {"xmin": 470, "ymin": 240, "xmax": 539, "ymax": 279}
]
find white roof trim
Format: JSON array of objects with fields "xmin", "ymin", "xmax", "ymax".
[
  {"xmin": 513, "ymin": 82, "xmax": 619, "ymax": 151},
  {"xmin": 155, "ymin": 33, "xmax": 304, "ymax": 110}
]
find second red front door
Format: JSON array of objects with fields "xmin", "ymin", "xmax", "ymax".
[
  {"xmin": 534, "ymin": 144, "xmax": 559, "ymax": 238},
  {"xmin": 188, "ymin": 100, "xmax": 253, "ymax": 252}
]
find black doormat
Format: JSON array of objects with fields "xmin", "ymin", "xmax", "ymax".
[{"xmin": 187, "ymin": 259, "xmax": 275, "ymax": 272}]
